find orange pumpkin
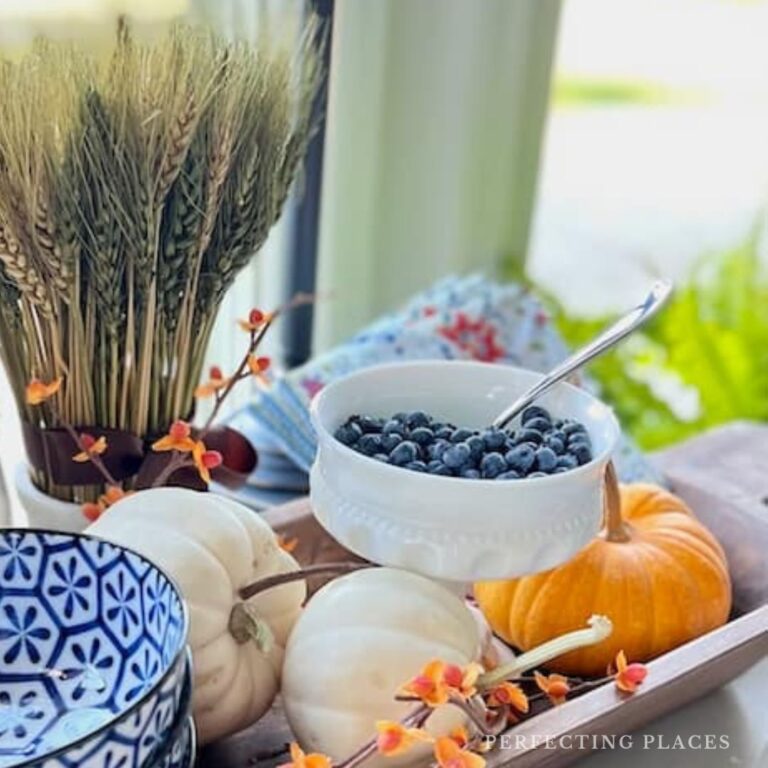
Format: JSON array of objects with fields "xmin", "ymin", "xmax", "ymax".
[{"xmin": 474, "ymin": 463, "xmax": 732, "ymax": 676}]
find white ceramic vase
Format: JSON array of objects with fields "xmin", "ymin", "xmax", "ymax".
[{"xmin": 14, "ymin": 463, "xmax": 87, "ymax": 533}]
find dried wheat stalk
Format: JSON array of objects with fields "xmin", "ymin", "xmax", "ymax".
[{"xmin": 0, "ymin": 20, "xmax": 323, "ymax": 501}]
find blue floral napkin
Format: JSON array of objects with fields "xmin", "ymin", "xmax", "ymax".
[{"xmin": 235, "ymin": 275, "xmax": 661, "ymax": 490}]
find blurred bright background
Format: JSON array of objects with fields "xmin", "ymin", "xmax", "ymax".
[
  {"xmin": 530, "ymin": 0, "xmax": 768, "ymax": 313},
  {"xmin": 528, "ymin": 0, "xmax": 768, "ymax": 449}
]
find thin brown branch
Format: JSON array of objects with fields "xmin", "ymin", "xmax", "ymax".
[{"xmin": 238, "ymin": 562, "xmax": 373, "ymax": 601}]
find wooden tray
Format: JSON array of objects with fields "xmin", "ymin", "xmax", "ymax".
[{"xmin": 199, "ymin": 423, "xmax": 768, "ymax": 768}]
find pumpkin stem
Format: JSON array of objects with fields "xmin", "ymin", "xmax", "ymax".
[
  {"xmin": 603, "ymin": 461, "xmax": 631, "ymax": 543},
  {"xmin": 238, "ymin": 561, "xmax": 372, "ymax": 601},
  {"xmin": 477, "ymin": 615, "xmax": 613, "ymax": 689},
  {"xmin": 229, "ymin": 602, "xmax": 276, "ymax": 648}
]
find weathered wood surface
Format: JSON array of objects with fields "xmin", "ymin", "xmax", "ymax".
[{"xmin": 199, "ymin": 423, "xmax": 768, "ymax": 768}]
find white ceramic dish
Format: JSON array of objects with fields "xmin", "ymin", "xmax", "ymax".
[{"xmin": 309, "ymin": 360, "xmax": 620, "ymax": 581}]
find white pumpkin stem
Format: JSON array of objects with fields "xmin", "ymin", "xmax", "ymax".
[
  {"xmin": 238, "ymin": 562, "xmax": 372, "ymax": 601},
  {"xmin": 477, "ymin": 615, "xmax": 613, "ymax": 689},
  {"xmin": 228, "ymin": 602, "xmax": 276, "ymax": 649},
  {"xmin": 603, "ymin": 461, "xmax": 631, "ymax": 543}
]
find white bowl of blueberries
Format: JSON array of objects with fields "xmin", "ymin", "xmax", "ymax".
[{"xmin": 309, "ymin": 360, "xmax": 620, "ymax": 581}]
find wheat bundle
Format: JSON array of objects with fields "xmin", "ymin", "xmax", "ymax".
[{"xmin": 0, "ymin": 20, "xmax": 321, "ymax": 500}]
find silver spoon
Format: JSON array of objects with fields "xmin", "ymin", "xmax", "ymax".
[{"xmin": 493, "ymin": 279, "xmax": 674, "ymax": 430}]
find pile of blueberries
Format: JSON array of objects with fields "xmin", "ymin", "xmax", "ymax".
[{"xmin": 333, "ymin": 405, "xmax": 593, "ymax": 479}]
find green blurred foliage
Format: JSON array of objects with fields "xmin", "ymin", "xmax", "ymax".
[
  {"xmin": 541, "ymin": 239, "xmax": 768, "ymax": 449},
  {"xmin": 553, "ymin": 77, "xmax": 699, "ymax": 107}
]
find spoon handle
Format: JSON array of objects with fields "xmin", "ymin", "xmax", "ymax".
[{"xmin": 493, "ymin": 280, "xmax": 674, "ymax": 430}]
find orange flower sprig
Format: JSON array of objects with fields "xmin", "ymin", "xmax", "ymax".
[
  {"xmin": 196, "ymin": 294, "xmax": 313, "ymax": 413},
  {"xmin": 485, "ymin": 681, "xmax": 529, "ymax": 714},
  {"xmin": 22, "ymin": 297, "xmax": 315, "ymax": 520},
  {"xmin": 278, "ymin": 644, "xmax": 648, "ymax": 768},
  {"xmin": 150, "ymin": 420, "xmax": 224, "ymax": 487},
  {"xmin": 434, "ymin": 736, "xmax": 486, "ymax": 768},
  {"xmin": 149, "ymin": 303, "xmax": 277, "ymax": 488},
  {"xmin": 82, "ymin": 486, "xmax": 133, "ymax": 522},
  {"xmin": 375, "ymin": 721, "xmax": 432, "ymax": 757},
  {"xmin": 72, "ymin": 433, "xmax": 108, "ymax": 463},
  {"xmin": 611, "ymin": 650, "xmax": 649, "ymax": 694},
  {"xmin": 278, "ymin": 743, "xmax": 332, "ymax": 768},
  {"xmin": 25, "ymin": 377, "xmax": 62, "ymax": 405},
  {"xmin": 533, "ymin": 672, "xmax": 571, "ymax": 706},
  {"xmin": 25, "ymin": 380, "xmax": 120, "ymax": 491},
  {"xmin": 277, "ymin": 534, "xmax": 299, "ymax": 553},
  {"xmin": 397, "ymin": 660, "xmax": 483, "ymax": 707},
  {"xmin": 148, "ymin": 295, "xmax": 314, "ymax": 490}
]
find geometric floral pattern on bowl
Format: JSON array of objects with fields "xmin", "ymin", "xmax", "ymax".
[
  {"xmin": 145, "ymin": 659, "xmax": 196, "ymax": 768},
  {"xmin": 0, "ymin": 530, "xmax": 188, "ymax": 768},
  {"xmin": 147, "ymin": 718, "xmax": 195, "ymax": 768}
]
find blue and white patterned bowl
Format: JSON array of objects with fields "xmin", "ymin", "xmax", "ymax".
[
  {"xmin": 156, "ymin": 718, "xmax": 195, "ymax": 768},
  {"xmin": 0, "ymin": 529, "xmax": 189, "ymax": 768},
  {"xmin": 145, "ymin": 653, "xmax": 195, "ymax": 768}
]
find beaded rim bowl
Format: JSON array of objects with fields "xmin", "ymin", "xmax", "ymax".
[
  {"xmin": 310, "ymin": 360, "xmax": 620, "ymax": 581},
  {"xmin": 0, "ymin": 529, "xmax": 189, "ymax": 768}
]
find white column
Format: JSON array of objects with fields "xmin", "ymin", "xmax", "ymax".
[{"xmin": 313, "ymin": 0, "xmax": 561, "ymax": 351}]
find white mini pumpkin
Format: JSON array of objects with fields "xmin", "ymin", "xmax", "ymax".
[
  {"xmin": 88, "ymin": 488, "xmax": 305, "ymax": 744},
  {"xmin": 282, "ymin": 568, "xmax": 480, "ymax": 765}
]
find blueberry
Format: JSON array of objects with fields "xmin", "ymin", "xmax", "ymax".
[
  {"xmin": 410, "ymin": 427, "xmax": 434, "ymax": 446},
  {"xmin": 357, "ymin": 433, "xmax": 382, "ymax": 456},
  {"xmin": 392, "ymin": 412, "xmax": 409, "ymax": 423},
  {"xmin": 521, "ymin": 405, "xmax": 551, "ymax": 424},
  {"xmin": 514, "ymin": 428, "xmax": 543, "ymax": 445},
  {"xmin": 460, "ymin": 468, "xmax": 481, "ymax": 479},
  {"xmin": 504, "ymin": 444, "xmax": 536, "ymax": 473},
  {"xmin": 568, "ymin": 440, "xmax": 592, "ymax": 458},
  {"xmin": 334, "ymin": 422, "xmax": 362, "ymax": 446},
  {"xmin": 405, "ymin": 460, "xmax": 428, "ymax": 473},
  {"xmin": 497, "ymin": 470, "xmax": 521, "ymax": 480},
  {"xmin": 534, "ymin": 446, "xmax": 558, "ymax": 473},
  {"xmin": 357, "ymin": 415, "xmax": 383, "ymax": 433},
  {"xmin": 428, "ymin": 461, "xmax": 454, "ymax": 476},
  {"xmin": 544, "ymin": 435, "xmax": 565, "ymax": 455},
  {"xmin": 390, "ymin": 440, "xmax": 419, "ymax": 466},
  {"xmin": 568, "ymin": 433, "xmax": 592, "ymax": 449},
  {"xmin": 428, "ymin": 439, "xmax": 450, "ymax": 461},
  {"xmin": 525, "ymin": 417, "xmax": 552, "ymax": 434},
  {"xmin": 553, "ymin": 466, "xmax": 570, "ymax": 474},
  {"xmin": 382, "ymin": 419, "xmax": 406, "ymax": 436},
  {"xmin": 547, "ymin": 429, "xmax": 567, "ymax": 445},
  {"xmin": 434, "ymin": 426, "xmax": 453, "ymax": 440},
  {"xmin": 480, "ymin": 452, "xmax": 507, "ymax": 479},
  {"xmin": 380, "ymin": 433, "xmax": 403, "ymax": 452},
  {"xmin": 562, "ymin": 421, "xmax": 587, "ymax": 437},
  {"xmin": 373, "ymin": 453, "xmax": 389, "ymax": 462},
  {"xmin": 481, "ymin": 428, "xmax": 507, "ymax": 451},
  {"xmin": 443, "ymin": 443, "xmax": 471, "ymax": 469},
  {"xmin": 406, "ymin": 410, "xmax": 431, "ymax": 428},
  {"xmin": 571, "ymin": 444, "xmax": 593, "ymax": 465},
  {"xmin": 556, "ymin": 454, "xmax": 578, "ymax": 470},
  {"xmin": 466, "ymin": 435, "xmax": 486, "ymax": 460},
  {"xmin": 503, "ymin": 434, "xmax": 518, "ymax": 452},
  {"xmin": 450, "ymin": 428, "xmax": 475, "ymax": 443},
  {"xmin": 528, "ymin": 471, "xmax": 548, "ymax": 478}
]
